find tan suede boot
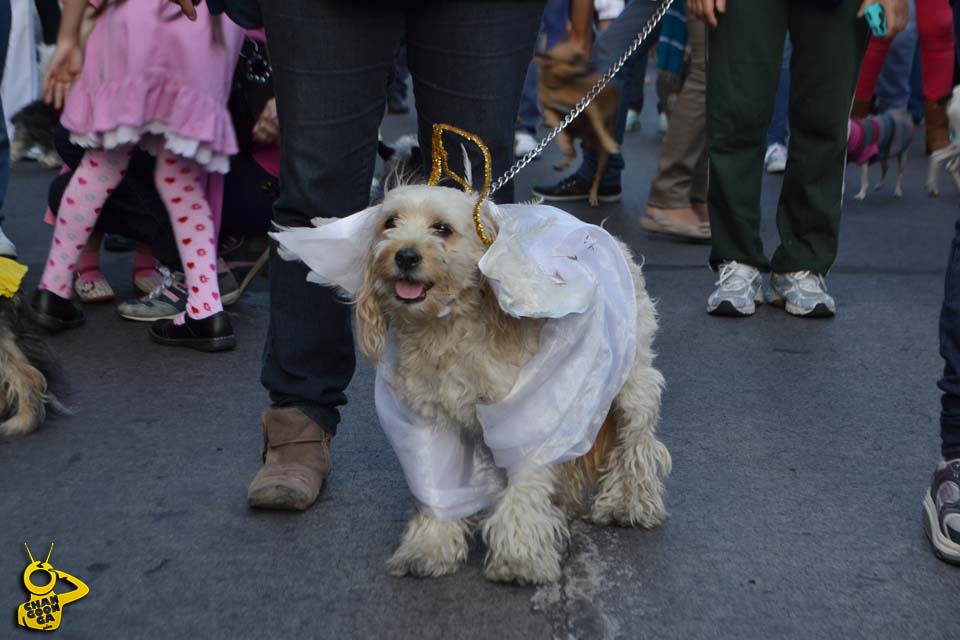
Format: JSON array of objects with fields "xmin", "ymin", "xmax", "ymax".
[
  {"xmin": 850, "ymin": 98, "xmax": 872, "ymax": 120},
  {"xmin": 247, "ymin": 407, "xmax": 332, "ymax": 511},
  {"xmin": 925, "ymin": 100, "xmax": 951, "ymax": 153}
]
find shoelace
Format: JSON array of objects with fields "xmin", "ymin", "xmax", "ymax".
[
  {"xmin": 145, "ymin": 266, "xmax": 184, "ymax": 301},
  {"xmin": 788, "ymin": 270, "xmax": 828, "ymax": 293},
  {"xmin": 716, "ymin": 262, "xmax": 753, "ymax": 290}
]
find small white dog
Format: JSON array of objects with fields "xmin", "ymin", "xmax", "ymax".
[
  {"xmin": 927, "ymin": 87, "xmax": 960, "ymax": 197},
  {"xmin": 352, "ymin": 184, "xmax": 671, "ymax": 584}
]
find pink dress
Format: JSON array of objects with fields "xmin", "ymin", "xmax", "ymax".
[{"xmin": 61, "ymin": 0, "xmax": 244, "ymax": 174}]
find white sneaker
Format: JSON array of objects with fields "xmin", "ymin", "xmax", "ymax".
[
  {"xmin": 0, "ymin": 225, "xmax": 17, "ymax": 258},
  {"xmin": 625, "ymin": 109, "xmax": 641, "ymax": 132},
  {"xmin": 768, "ymin": 271, "xmax": 836, "ymax": 318},
  {"xmin": 658, "ymin": 112, "xmax": 669, "ymax": 134},
  {"xmin": 514, "ymin": 131, "xmax": 538, "ymax": 158},
  {"xmin": 764, "ymin": 143, "xmax": 787, "ymax": 174},
  {"xmin": 706, "ymin": 261, "xmax": 763, "ymax": 317}
]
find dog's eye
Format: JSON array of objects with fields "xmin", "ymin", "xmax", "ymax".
[
  {"xmin": 384, "ymin": 217, "xmax": 397, "ymax": 230},
  {"xmin": 431, "ymin": 223, "xmax": 453, "ymax": 238}
]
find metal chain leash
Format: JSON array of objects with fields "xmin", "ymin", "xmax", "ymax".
[{"xmin": 486, "ymin": 0, "xmax": 673, "ymax": 198}]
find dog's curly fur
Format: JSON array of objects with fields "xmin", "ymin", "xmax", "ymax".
[
  {"xmin": 357, "ymin": 184, "xmax": 671, "ymax": 584},
  {"xmin": 0, "ymin": 293, "xmax": 65, "ymax": 436},
  {"xmin": 10, "ymin": 100, "xmax": 63, "ymax": 170}
]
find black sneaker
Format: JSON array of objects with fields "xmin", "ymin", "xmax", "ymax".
[
  {"xmin": 531, "ymin": 173, "xmax": 622, "ymax": 203},
  {"xmin": 31, "ymin": 290, "xmax": 85, "ymax": 333},
  {"xmin": 923, "ymin": 459, "xmax": 960, "ymax": 565},
  {"xmin": 149, "ymin": 311, "xmax": 237, "ymax": 352}
]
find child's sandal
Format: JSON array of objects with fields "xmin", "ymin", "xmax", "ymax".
[{"xmin": 74, "ymin": 270, "xmax": 115, "ymax": 303}]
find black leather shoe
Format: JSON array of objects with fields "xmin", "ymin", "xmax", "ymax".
[
  {"xmin": 149, "ymin": 311, "xmax": 237, "ymax": 352},
  {"xmin": 31, "ymin": 290, "xmax": 85, "ymax": 333},
  {"xmin": 387, "ymin": 94, "xmax": 410, "ymax": 115}
]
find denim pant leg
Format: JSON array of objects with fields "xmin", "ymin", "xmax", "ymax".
[
  {"xmin": 874, "ymin": 0, "xmax": 917, "ymax": 113},
  {"xmin": 407, "ymin": 1, "xmax": 545, "ymax": 205},
  {"xmin": 258, "ymin": 1, "xmax": 404, "ymax": 433},
  {"xmin": 516, "ymin": 0, "xmax": 567, "ymax": 135},
  {"xmin": 939, "ymin": 219, "xmax": 960, "ymax": 460},
  {"xmin": 766, "ymin": 36, "xmax": 791, "ymax": 147},
  {"xmin": 516, "ymin": 60, "xmax": 541, "ymax": 135},
  {"xmin": 575, "ymin": 0, "xmax": 661, "ymax": 186},
  {"xmin": 0, "ymin": 0, "xmax": 10, "ymax": 220}
]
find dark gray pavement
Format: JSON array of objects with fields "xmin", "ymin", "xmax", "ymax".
[{"xmin": 2, "ymin": 100, "xmax": 959, "ymax": 639}]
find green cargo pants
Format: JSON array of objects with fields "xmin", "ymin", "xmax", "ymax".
[{"xmin": 706, "ymin": 0, "xmax": 869, "ymax": 274}]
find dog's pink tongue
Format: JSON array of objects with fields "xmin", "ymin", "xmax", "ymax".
[{"xmin": 395, "ymin": 280, "xmax": 425, "ymax": 300}]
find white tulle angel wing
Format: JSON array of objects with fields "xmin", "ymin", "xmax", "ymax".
[{"xmin": 269, "ymin": 205, "xmax": 382, "ymax": 298}]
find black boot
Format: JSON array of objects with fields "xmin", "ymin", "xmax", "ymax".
[
  {"xmin": 149, "ymin": 311, "xmax": 237, "ymax": 352},
  {"xmin": 31, "ymin": 290, "xmax": 85, "ymax": 333}
]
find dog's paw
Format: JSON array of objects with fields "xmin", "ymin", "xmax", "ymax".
[
  {"xmin": 853, "ymin": 192, "xmax": 866, "ymax": 202},
  {"xmin": 589, "ymin": 478, "xmax": 667, "ymax": 529},
  {"xmin": 483, "ymin": 547, "xmax": 562, "ymax": 585},
  {"xmin": 387, "ymin": 545, "xmax": 464, "ymax": 578},
  {"xmin": 386, "ymin": 514, "xmax": 468, "ymax": 578}
]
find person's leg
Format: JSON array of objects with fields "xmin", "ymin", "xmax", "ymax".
[
  {"xmin": 576, "ymin": 0, "xmax": 659, "ymax": 187},
  {"xmin": 152, "ymin": 150, "xmax": 224, "ymax": 321},
  {"xmin": 645, "ymin": 18, "xmax": 706, "ymax": 219},
  {"xmin": 873, "ymin": 0, "xmax": 917, "ymax": 113},
  {"xmin": 387, "ymin": 44, "xmax": 411, "ymax": 114},
  {"xmin": 916, "ymin": 0, "xmax": 955, "ymax": 151},
  {"xmin": 249, "ymin": 0, "xmax": 402, "ymax": 510},
  {"xmin": 406, "ymin": 0, "xmax": 544, "ymax": 205},
  {"xmin": 769, "ymin": 0, "xmax": 868, "ymax": 277},
  {"xmin": 908, "ymin": 38, "xmax": 925, "ymax": 123},
  {"xmin": 852, "ymin": 36, "xmax": 892, "ymax": 117},
  {"xmin": 925, "ymin": 218, "xmax": 960, "ymax": 564},
  {"xmin": 258, "ymin": 0, "xmax": 401, "ymax": 430},
  {"xmin": 766, "ymin": 36, "xmax": 790, "ymax": 149},
  {"xmin": 0, "ymin": 0, "xmax": 12, "ymax": 257},
  {"xmin": 534, "ymin": 0, "xmax": 661, "ymax": 198},
  {"xmin": 516, "ymin": 59, "xmax": 542, "ymax": 136},
  {"xmin": 38, "ymin": 147, "xmax": 133, "ymax": 297},
  {"xmin": 940, "ymin": 220, "xmax": 960, "ymax": 462},
  {"xmin": 707, "ymin": 0, "xmax": 788, "ymax": 271}
]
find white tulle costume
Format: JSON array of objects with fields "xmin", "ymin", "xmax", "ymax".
[{"xmin": 272, "ymin": 201, "xmax": 637, "ymax": 521}]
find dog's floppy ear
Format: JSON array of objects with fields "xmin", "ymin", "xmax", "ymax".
[{"xmin": 354, "ymin": 262, "xmax": 388, "ymax": 363}]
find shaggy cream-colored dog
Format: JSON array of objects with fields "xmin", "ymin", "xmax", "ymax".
[{"xmin": 355, "ymin": 184, "xmax": 671, "ymax": 585}]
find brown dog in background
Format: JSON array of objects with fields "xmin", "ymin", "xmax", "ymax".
[{"xmin": 537, "ymin": 41, "xmax": 619, "ymax": 206}]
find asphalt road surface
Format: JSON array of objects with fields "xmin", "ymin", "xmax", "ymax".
[{"xmin": 2, "ymin": 102, "xmax": 959, "ymax": 639}]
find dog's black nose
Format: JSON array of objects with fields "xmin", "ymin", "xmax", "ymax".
[{"xmin": 395, "ymin": 248, "xmax": 422, "ymax": 271}]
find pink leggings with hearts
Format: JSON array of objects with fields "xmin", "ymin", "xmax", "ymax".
[{"xmin": 39, "ymin": 146, "xmax": 223, "ymax": 321}]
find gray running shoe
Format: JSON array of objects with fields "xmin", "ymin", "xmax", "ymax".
[
  {"xmin": 706, "ymin": 261, "xmax": 763, "ymax": 317},
  {"xmin": 768, "ymin": 270, "xmax": 836, "ymax": 317},
  {"xmin": 117, "ymin": 268, "xmax": 186, "ymax": 321},
  {"xmin": 923, "ymin": 459, "xmax": 960, "ymax": 565}
]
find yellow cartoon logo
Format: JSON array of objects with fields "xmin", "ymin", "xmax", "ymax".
[{"xmin": 16, "ymin": 543, "xmax": 89, "ymax": 632}]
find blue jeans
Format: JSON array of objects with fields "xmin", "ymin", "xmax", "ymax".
[
  {"xmin": 766, "ymin": 36, "xmax": 791, "ymax": 147},
  {"xmin": 0, "ymin": 0, "xmax": 10, "ymax": 222},
  {"xmin": 939, "ymin": 219, "xmax": 960, "ymax": 460},
  {"xmin": 516, "ymin": 0, "xmax": 569, "ymax": 134},
  {"xmin": 575, "ymin": 0, "xmax": 661, "ymax": 187},
  {"xmin": 874, "ymin": 0, "xmax": 917, "ymax": 113},
  {"xmin": 257, "ymin": 0, "xmax": 544, "ymax": 431}
]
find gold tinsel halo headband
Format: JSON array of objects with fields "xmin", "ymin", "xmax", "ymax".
[{"xmin": 427, "ymin": 124, "xmax": 495, "ymax": 246}]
